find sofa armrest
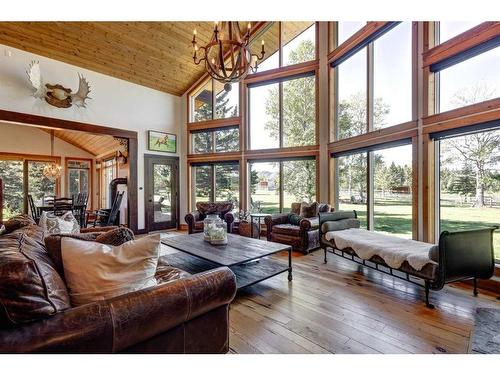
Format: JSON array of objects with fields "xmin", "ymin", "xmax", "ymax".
[
  {"xmin": 185, "ymin": 211, "xmax": 202, "ymax": 234},
  {"xmin": 0, "ymin": 267, "xmax": 237, "ymax": 353},
  {"xmin": 299, "ymin": 218, "xmax": 312, "ymax": 233}
]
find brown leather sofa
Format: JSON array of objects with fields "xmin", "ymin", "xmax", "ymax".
[
  {"xmin": 185, "ymin": 201, "xmax": 235, "ymax": 234},
  {"xmin": 265, "ymin": 202, "xmax": 334, "ymax": 254},
  {"xmin": 0, "ymin": 218, "xmax": 237, "ymax": 353}
]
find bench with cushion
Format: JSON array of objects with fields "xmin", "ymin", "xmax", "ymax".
[{"xmin": 319, "ymin": 210, "xmax": 497, "ymax": 308}]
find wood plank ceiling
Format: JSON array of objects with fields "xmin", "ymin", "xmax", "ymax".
[
  {"xmin": 41, "ymin": 128, "xmax": 122, "ymax": 157},
  {"xmin": 0, "ymin": 22, "xmax": 256, "ymax": 96},
  {"xmin": 0, "ymin": 22, "xmax": 312, "ymax": 96}
]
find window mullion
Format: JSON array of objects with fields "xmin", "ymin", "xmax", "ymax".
[
  {"xmin": 279, "ymin": 81, "xmax": 283, "ymax": 148},
  {"xmin": 279, "ymin": 161, "xmax": 284, "ymax": 213},
  {"xmin": 367, "ymin": 43, "xmax": 374, "ymax": 133},
  {"xmin": 211, "ymin": 164, "xmax": 216, "ymax": 203},
  {"xmin": 367, "ymin": 151, "xmax": 375, "ymax": 231}
]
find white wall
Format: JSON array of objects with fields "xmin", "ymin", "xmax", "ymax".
[{"xmin": 0, "ymin": 44, "xmax": 183, "ymax": 230}]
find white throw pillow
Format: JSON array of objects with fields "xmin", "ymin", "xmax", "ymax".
[
  {"xmin": 39, "ymin": 211, "xmax": 80, "ymax": 235},
  {"xmin": 61, "ymin": 234, "xmax": 161, "ymax": 306}
]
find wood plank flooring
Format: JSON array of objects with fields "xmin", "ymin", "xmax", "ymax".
[
  {"xmin": 227, "ymin": 250, "xmax": 499, "ymax": 354},
  {"xmin": 157, "ymin": 232, "xmax": 499, "ymax": 354}
]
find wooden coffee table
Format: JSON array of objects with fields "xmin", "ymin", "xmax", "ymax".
[{"xmin": 161, "ymin": 233, "xmax": 292, "ymax": 289}]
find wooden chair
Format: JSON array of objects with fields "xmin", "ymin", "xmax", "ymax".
[
  {"xmin": 90, "ymin": 191, "xmax": 124, "ymax": 227},
  {"xmin": 73, "ymin": 192, "xmax": 89, "ymax": 227},
  {"xmin": 53, "ymin": 197, "xmax": 74, "ymax": 216},
  {"xmin": 27, "ymin": 194, "xmax": 40, "ymax": 223}
]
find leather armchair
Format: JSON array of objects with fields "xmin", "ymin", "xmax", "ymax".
[
  {"xmin": 185, "ymin": 202, "xmax": 235, "ymax": 234},
  {"xmin": 0, "ymin": 267, "xmax": 237, "ymax": 353}
]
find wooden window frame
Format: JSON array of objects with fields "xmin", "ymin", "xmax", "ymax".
[
  {"xmin": 98, "ymin": 155, "xmax": 117, "ymax": 209},
  {"xmin": 0, "ymin": 152, "xmax": 62, "ymax": 215},
  {"xmin": 189, "ymin": 160, "xmax": 240, "ymax": 211},
  {"xmin": 189, "ymin": 125, "xmax": 240, "ymax": 155},
  {"xmin": 65, "ymin": 157, "xmax": 93, "ymax": 209},
  {"xmin": 246, "ymin": 155, "xmax": 319, "ymax": 214}
]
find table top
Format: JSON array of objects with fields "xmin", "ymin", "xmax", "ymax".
[
  {"xmin": 161, "ymin": 233, "xmax": 291, "ymax": 267},
  {"xmin": 249, "ymin": 213, "xmax": 271, "ymax": 218}
]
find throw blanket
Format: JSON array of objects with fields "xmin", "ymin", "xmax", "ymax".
[{"xmin": 325, "ymin": 228, "xmax": 437, "ymax": 271}]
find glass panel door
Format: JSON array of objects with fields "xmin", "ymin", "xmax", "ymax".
[
  {"xmin": 153, "ymin": 163, "xmax": 172, "ymax": 224},
  {"xmin": 145, "ymin": 155, "xmax": 179, "ymax": 231}
]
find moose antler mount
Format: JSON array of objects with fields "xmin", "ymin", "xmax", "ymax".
[{"xmin": 26, "ymin": 61, "xmax": 91, "ymax": 108}]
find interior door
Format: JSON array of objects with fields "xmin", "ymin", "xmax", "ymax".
[{"xmin": 144, "ymin": 155, "xmax": 179, "ymax": 231}]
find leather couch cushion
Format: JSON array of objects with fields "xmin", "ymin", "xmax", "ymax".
[
  {"xmin": 2, "ymin": 214, "xmax": 36, "ymax": 234},
  {"xmin": 61, "ymin": 234, "xmax": 161, "ymax": 306},
  {"xmin": 272, "ymin": 224, "xmax": 301, "ymax": 236},
  {"xmin": 0, "ymin": 225, "xmax": 71, "ymax": 326}
]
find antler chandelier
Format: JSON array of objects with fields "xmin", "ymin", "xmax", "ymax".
[{"xmin": 192, "ymin": 22, "xmax": 265, "ymax": 91}]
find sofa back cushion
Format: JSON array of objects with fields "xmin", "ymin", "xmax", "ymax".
[
  {"xmin": 318, "ymin": 203, "xmax": 332, "ymax": 213},
  {"xmin": 2, "ymin": 214, "xmax": 36, "ymax": 234},
  {"xmin": 196, "ymin": 202, "xmax": 234, "ymax": 218},
  {"xmin": 0, "ymin": 225, "xmax": 71, "ymax": 326}
]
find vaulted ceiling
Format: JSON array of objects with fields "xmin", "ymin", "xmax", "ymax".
[
  {"xmin": 40, "ymin": 128, "xmax": 122, "ymax": 157},
  {"xmin": 0, "ymin": 22, "xmax": 258, "ymax": 96}
]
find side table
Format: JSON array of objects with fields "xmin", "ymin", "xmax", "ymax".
[{"xmin": 249, "ymin": 213, "xmax": 271, "ymax": 239}]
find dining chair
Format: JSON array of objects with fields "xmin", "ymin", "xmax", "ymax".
[
  {"xmin": 53, "ymin": 197, "xmax": 74, "ymax": 216},
  {"xmin": 73, "ymin": 192, "xmax": 89, "ymax": 227},
  {"xmin": 27, "ymin": 194, "xmax": 40, "ymax": 224}
]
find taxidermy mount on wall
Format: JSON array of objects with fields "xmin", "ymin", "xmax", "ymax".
[{"xmin": 26, "ymin": 61, "xmax": 91, "ymax": 108}]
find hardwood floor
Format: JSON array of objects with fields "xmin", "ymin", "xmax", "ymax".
[{"xmin": 227, "ymin": 250, "xmax": 499, "ymax": 354}]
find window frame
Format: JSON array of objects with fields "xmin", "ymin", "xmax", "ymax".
[
  {"xmin": 330, "ymin": 21, "xmax": 417, "ymax": 142},
  {"xmin": 190, "ymin": 125, "xmax": 240, "ymax": 154},
  {"xmin": 190, "ymin": 161, "xmax": 240, "ymax": 211}
]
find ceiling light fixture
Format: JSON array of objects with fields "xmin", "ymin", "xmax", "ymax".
[{"xmin": 192, "ymin": 22, "xmax": 265, "ymax": 91}]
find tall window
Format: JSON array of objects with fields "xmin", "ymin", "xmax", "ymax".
[
  {"xmin": 334, "ymin": 22, "xmax": 414, "ymax": 140},
  {"xmin": 373, "ymin": 145, "xmax": 413, "ymax": 238},
  {"xmin": 249, "ymin": 22, "xmax": 316, "ymax": 74},
  {"xmin": 249, "ymin": 74, "xmax": 316, "ymax": 150},
  {"xmin": 249, "ymin": 158, "xmax": 316, "ymax": 214},
  {"xmin": 189, "ymin": 78, "xmax": 239, "ymax": 122},
  {"xmin": 192, "ymin": 127, "xmax": 239, "ymax": 154},
  {"xmin": 337, "ymin": 49, "xmax": 367, "ymax": 140},
  {"xmin": 67, "ymin": 159, "xmax": 91, "ymax": 198},
  {"xmin": 334, "ymin": 142, "xmax": 413, "ymax": 237},
  {"xmin": 437, "ymin": 47, "xmax": 499, "ymax": 113},
  {"xmin": 336, "ymin": 153, "xmax": 368, "ymax": 228},
  {"xmin": 191, "ymin": 162, "xmax": 239, "ymax": 211},
  {"xmin": 0, "ymin": 159, "xmax": 23, "ymax": 219},
  {"xmin": 438, "ymin": 128, "xmax": 500, "ymax": 261},
  {"xmin": 100, "ymin": 158, "xmax": 116, "ymax": 208}
]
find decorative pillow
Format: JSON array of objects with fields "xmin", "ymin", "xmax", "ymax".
[
  {"xmin": 290, "ymin": 203, "xmax": 302, "ymax": 215},
  {"xmin": 0, "ymin": 225, "xmax": 5, "ymax": 236},
  {"xmin": 300, "ymin": 202, "xmax": 318, "ymax": 218},
  {"xmin": 3, "ymin": 214, "xmax": 36, "ymax": 234},
  {"xmin": 95, "ymin": 227, "xmax": 135, "ymax": 246},
  {"xmin": 318, "ymin": 203, "xmax": 332, "ymax": 213},
  {"xmin": 61, "ymin": 234, "xmax": 161, "ymax": 306},
  {"xmin": 288, "ymin": 213, "xmax": 303, "ymax": 226},
  {"xmin": 39, "ymin": 211, "xmax": 80, "ymax": 235}
]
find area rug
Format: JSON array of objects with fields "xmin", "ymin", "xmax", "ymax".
[{"xmin": 471, "ymin": 308, "xmax": 500, "ymax": 354}]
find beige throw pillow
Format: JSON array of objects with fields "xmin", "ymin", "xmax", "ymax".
[{"xmin": 61, "ymin": 234, "xmax": 161, "ymax": 306}]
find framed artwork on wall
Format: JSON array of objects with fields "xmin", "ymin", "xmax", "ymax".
[{"xmin": 148, "ymin": 130, "xmax": 177, "ymax": 153}]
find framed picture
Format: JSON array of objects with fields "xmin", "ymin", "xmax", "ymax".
[{"xmin": 148, "ymin": 130, "xmax": 177, "ymax": 153}]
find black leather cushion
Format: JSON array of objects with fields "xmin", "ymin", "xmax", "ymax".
[{"xmin": 288, "ymin": 214, "xmax": 303, "ymax": 226}]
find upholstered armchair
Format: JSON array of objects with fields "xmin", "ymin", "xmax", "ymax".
[
  {"xmin": 265, "ymin": 202, "xmax": 334, "ymax": 254},
  {"xmin": 184, "ymin": 202, "xmax": 235, "ymax": 234}
]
